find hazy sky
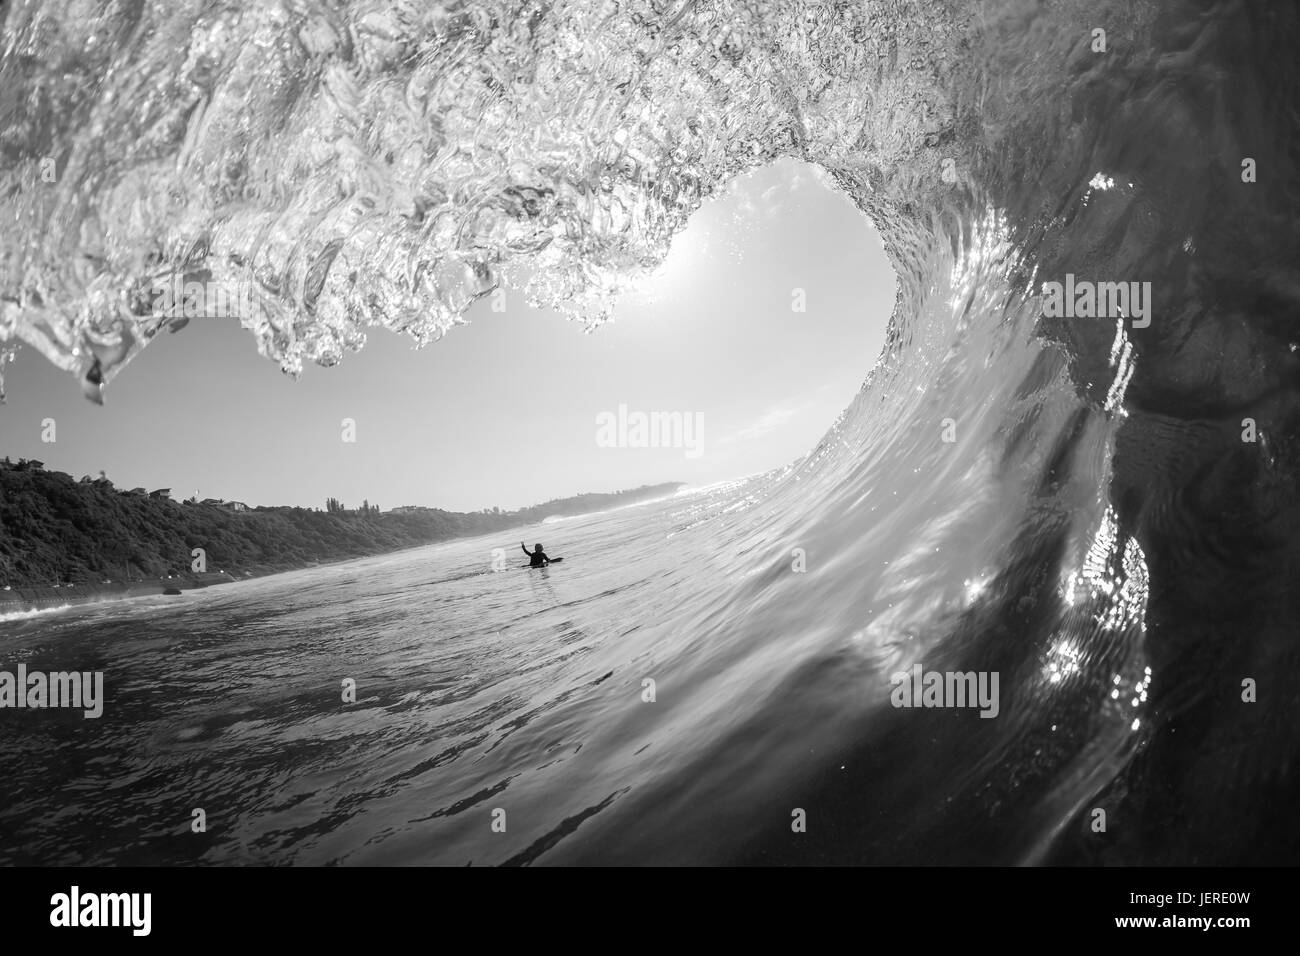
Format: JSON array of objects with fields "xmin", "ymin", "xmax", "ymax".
[{"xmin": 0, "ymin": 160, "xmax": 895, "ymax": 513}]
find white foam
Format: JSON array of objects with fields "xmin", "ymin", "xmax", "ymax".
[{"xmin": 0, "ymin": 604, "xmax": 73, "ymax": 624}]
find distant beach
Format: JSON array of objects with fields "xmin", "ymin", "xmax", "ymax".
[{"xmin": 0, "ymin": 571, "xmax": 240, "ymax": 617}]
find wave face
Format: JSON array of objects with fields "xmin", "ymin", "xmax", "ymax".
[{"xmin": 2, "ymin": 1, "xmax": 1299, "ymax": 864}]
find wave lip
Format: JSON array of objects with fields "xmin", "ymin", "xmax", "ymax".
[{"xmin": 0, "ymin": 0, "xmax": 973, "ymax": 398}]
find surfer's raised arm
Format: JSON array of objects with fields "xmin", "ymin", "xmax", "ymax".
[{"xmin": 521, "ymin": 542, "xmax": 531, "ymax": 556}]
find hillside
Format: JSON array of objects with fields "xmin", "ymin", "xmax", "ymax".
[{"xmin": 0, "ymin": 459, "xmax": 682, "ymax": 588}]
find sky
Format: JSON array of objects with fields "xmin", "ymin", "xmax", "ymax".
[{"xmin": 0, "ymin": 159, "xmax": 896, "ymax": 513}]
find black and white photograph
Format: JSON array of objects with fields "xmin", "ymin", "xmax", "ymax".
[{"xmin": 0, "ymin": 0, "xmax": 1294, "ymax": 934}]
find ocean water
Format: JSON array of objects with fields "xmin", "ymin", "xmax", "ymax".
[
  {"xmin": 0, "ymin": 224, "xmax": 1143, "ymax": 865},
  {"xmin": 0, "ymin": 484, "xmax": 849, "ymax": 865},
  {"xmin": 2, "ymin": 0, "xmax": 1299, "ymax": 864}
]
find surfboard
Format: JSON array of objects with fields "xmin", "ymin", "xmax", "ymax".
[{"xmin": 522, "ymin": 557, "xmax": 563, "ymax": 568}]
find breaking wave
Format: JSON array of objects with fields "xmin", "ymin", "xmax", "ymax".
[{"xmin": 2, "ymin": 0, "xmax": 1298, "ymax": 863}]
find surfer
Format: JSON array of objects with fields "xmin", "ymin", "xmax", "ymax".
[{"xmin": 521, "ymin": 542, "xmax": 551, "ymax": 568}]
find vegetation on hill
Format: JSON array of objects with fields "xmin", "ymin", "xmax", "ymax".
[{"xmin": 0, "ymin": 458, "xmax": 682, "ymax": 587}]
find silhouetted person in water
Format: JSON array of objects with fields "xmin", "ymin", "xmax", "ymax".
[{"xmin": 522, "ymin": 542, "xmax": 550, "ymax": 568}]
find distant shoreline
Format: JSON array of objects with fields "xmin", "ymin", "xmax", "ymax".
[
  {"xmin": 0, "ymin": 478, "xmax": 691, "ymax": 621},
  {"xmin": 0, "ymin": 571, "xmax": 240, "ymax": 618},
  {"xmin": 0, "ymin": 477, "xmax": 687, "ymax": 617}
]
